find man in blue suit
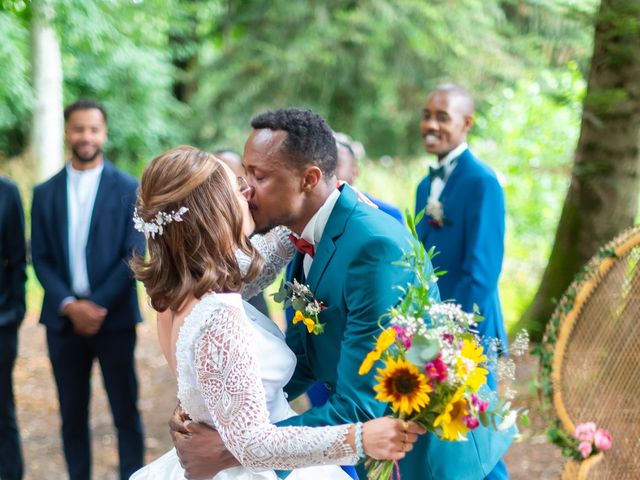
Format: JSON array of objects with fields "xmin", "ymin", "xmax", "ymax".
[
  {"xmin": 31, "ymin": 99, "xmax": 145, "ymax": 480},
  {"xmin": 0, "ymin": 177, "xmax": 26, "ymax": 480},
  {"xmin": 415, "ymin": 84, "xmax": 510, "ymax": 479},
  {"xmin": 172, "ymin": 108, "xmax": 512, "ymax": 480}
]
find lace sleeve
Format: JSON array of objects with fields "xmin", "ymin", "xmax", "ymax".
[
  {"xmin": 193, "ymin": 305, "xmax": 359, "ymax": 471},
  {"xmin": 241, "ymin": 226, "xmax": 295, "ymax": 300}
]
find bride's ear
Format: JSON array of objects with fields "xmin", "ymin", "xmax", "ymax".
[{"xmin": 301, "ymin": 166, "xmax": 323, "ymax": 191}]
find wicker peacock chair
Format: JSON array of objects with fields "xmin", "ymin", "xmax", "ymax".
[{"xmin": 541, "ymin": 226, "xmax": 640, "ymax": 479}]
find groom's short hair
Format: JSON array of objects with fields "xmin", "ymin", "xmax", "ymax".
[{"xmin": 251, "ymin": 108, "xmax": 337, "ymax": 177}]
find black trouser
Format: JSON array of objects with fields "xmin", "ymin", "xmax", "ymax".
[
  {"xmin": 0, "ymin": 324, "xmax": 23, "ymax": 480},
  {"xmin": 46, "ymin": 327, "xmax": 144, "ymax": 480}
]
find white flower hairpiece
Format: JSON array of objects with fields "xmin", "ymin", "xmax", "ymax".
[{"xmin": 133, "ymin": 206, "xmax": 189, "ymax": 239}]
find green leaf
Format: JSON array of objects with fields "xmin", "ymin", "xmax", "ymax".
[
  {"xmin": 292, "ymin": 298, "xmax": 308, "ymax": 312},
  {"xmin": 405, "ymin": 335, "xmax": 440, "ymax": 365},
  {"xmin": 272, "ymin": 287, "xmax": 288, "ymax": 304},
  {"xmin": 479, "ymin": 411, "xmax": 490, "ymax": 427}
]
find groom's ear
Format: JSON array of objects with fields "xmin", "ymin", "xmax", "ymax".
[{"xmin": 301, "ymin": 166, "xmax": 323, "ymax": 191}]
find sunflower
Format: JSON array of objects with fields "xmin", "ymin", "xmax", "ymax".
[
  {"xmin": 433, "ymin": 387, "xmax": 470, "ymax": 441},
  {"xmin": 374, "ymin": 356, "xmax": 432, "ymax": 416},
  {"xmin": 358, "ymin": 327, "xmax": 397, "ymax": 375},
  {"xmin": 456, "ymin": 339, "xmax": 489, "ymax": 391},
  {"xmin": 293, "ymin": 310, "xmax": 315, "ymax": 333}
]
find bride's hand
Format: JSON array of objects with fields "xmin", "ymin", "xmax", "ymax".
[{"xmin": 361, "ymin": 418, "xmax": 426, "ymax": 460}]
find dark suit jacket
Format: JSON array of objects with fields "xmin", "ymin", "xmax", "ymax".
[
  {"xmin": 31, "ymin": 160, "xmax": 144, "ymax": 332},
  {"xmin": 0, "ymin": 177, "xmax": 26, "ymax": 327}
]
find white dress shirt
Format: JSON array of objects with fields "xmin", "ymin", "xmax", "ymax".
[
  {"xmin": 66, "ymin": 162, "xmax": 104, "ymax": 298},
  {"xmin": 295, "ymin": 189, "xmax": 341, "ymax": 277},
  {"xmin": 427, "ymin": 142, "xmax": 468, "ymax": 203}
]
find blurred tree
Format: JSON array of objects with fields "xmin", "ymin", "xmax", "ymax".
[
  {"xmin": 0, "ymin": 3, "xmax": 31, "ymax": 158},
  {"xmin": 516, "ymin": 0, "xmax": 640, "ymax": 341},
  {"xmin": 0, "ymin": 0, "xmax": 188, "ymax": 174},
  {"xmin": 187, "ymin": 0, "xmax": 596, "ymax": 156},
  {"xmin": 31, "ymin": 0, "xmax": 63, "ymax": 181}
]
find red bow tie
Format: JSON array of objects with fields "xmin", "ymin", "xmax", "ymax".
[{"xmin": 289, "ymin": 233, "xmax": 315, "ymax": 258}]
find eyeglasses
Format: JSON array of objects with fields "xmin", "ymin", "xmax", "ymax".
[{"xmin": 237, "ymin": 176, "xmax": 253, "ymax": 195}]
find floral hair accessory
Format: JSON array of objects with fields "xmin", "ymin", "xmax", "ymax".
[{"xmin": 133, "ymin": 206, "xmax": 189, "ymax": 239}]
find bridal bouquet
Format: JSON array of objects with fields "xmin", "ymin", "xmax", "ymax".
[{"xmin": 358, "ymin": 213, "xmax": 527, "ymax": 479}]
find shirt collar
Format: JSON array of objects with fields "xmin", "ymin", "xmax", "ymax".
[
  {"xmin": 299, "ymin": 188, "xmax": 341, "ymax": 246},
  {"xmin": 438, "ymin": 142, "xmax": 467, "ymax": 178},
  {"xmin": 66, "ymin": 161, "xmax": 104, "ymax": 179}
]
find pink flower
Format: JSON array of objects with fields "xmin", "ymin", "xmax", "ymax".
[
  {"xmin": 574, "ymin": 422, "xmax": 597, "ymax": 442},
  {"xmin": 425, "ymin": 354, "xmax": 448, "ymax": 383},
  {"xmin": 463, "ymin": 415, "xmax": 479, "ymax": 430},
  {"xmin": 594, "ymin": 428, "xmax": 613, "ymax": 451},
  {"xmin": 471, "ymin": 393, "xmax": 489, "ymax": 413},
  {"xmin": 392, "ymin": 325, "xmax": 412, "ymax": 349},
  {"xmin": 578, "ymin": 441, "xmax": 593, "ymax": 459},
  {"xmin": 442, "ymin": 333, "xmax": 454, "ymax": 343}
]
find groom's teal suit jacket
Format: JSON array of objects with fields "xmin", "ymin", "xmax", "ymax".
[{"xmin": 278, "ymin": 185, "xmax": 512, "ymax": 479}]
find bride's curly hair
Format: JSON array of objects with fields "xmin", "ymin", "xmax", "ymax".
[{"xmin": 130, "ymin": 146, "xmax": 263, "ymax": 312}]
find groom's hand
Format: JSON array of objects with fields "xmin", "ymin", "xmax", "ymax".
[{"xmin": 170, "ymin": 410, "xmax": 240, "ymax": 480}]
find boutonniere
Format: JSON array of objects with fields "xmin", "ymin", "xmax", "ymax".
[
  {"xmin": 426, "ymin": 198, "xmax": 447, "ymax": 228},
  {"xmin": 273, "ymin": 279, "xmax": 327, "ymax": 335}
]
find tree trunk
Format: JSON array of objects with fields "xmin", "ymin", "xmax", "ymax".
[
  {"xmin": 516, "ymin": 0, "xmax": 640, "ymax": 341},
  {"xmin": 31, "ymin": 0, "xmax": 63, "ymax": 181}
]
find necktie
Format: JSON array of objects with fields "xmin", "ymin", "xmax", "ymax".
[
  {"xmin": 429, "ymin": 164, "xmax": 445, "ymax": 181},
  {"xmin": 289, "ymin": 233, "xmax": 315, "ymax": 258}
]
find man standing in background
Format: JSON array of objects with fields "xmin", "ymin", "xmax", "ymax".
[
  {"xmin": 31, "ymin": 99, "xmax": 145, "ymax": 480},
  {"xmin": 415, "ymin": 84, "xmax": 509, "ymax": 479},
  {"xmin": 334, "ymin": 132, "xmax": 404, "ymax": 224},
  {"xmin": 0, "ymin": 176, "xmax": 26, "ymax": 480}
]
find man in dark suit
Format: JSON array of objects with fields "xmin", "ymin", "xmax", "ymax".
[
  {"xmin": 333, "ymin": 132, "xmax": 404, "ymax": 224},
  {"xmin": 415, "ymin": 84, "xmax": 509, "ymax": 479},
  {"xmin": 0, "ymin": 177, "xmax": 26, "ymax": 480},
  {"xmin": 31, "ymin": 99, "xmax": 145, "ymax": 480}
]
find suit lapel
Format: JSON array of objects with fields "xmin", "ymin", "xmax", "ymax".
[
  {"xmin": 306, "ymin": 185, "xmax": 358, "ymax": 292},
  {"xmin": 88, "ymin": 161, "xmax": 112, "ymax": 241},
  {"xmin": 288, "ymin": 251, "xmax": 305, "ymax": 283},
  {"xmin": 438, "ymin": 149, "xmax": 470, "ymax": 204},
  {"xmin": 53, "ymin": 169, "xmax": 70, "ymax": 277}
]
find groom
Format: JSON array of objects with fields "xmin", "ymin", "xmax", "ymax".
[{"xmin": 171, "ymin": 108, "xmax": 512, "ymax": 479}]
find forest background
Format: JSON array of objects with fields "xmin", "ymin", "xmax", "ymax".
[{"xmin": 1, "ymin": 0, "xmax": 634, "ymax": 336}]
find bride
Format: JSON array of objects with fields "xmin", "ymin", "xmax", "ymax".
[{"xmin": 129, "ymin": 146, "xmax": 423, "ymax": 479}]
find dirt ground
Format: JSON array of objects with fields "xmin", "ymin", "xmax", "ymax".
[{"xmin": 13, "ymin": 310, "xmax": 564, "ymax": 479}]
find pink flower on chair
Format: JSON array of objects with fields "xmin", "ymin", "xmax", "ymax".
[
  {"xmin": 594, "ymin": 428, "xmax": 613, "ymax": 451},
  {"xmin": 578, "ymin": 441, "xmax": 593, "ymax": 459},
  {"xmin": 574, "ymin": 422, "xmax": 597, "ymax": 442}
]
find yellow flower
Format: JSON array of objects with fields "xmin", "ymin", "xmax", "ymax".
[
  {"xmin": 456, "ymin": 339, "xmax": 489, "ymax": 391},
  {"xmin": 293, "ymin": 310, "xmax": 316, "ymax": 334},
  {"xmin": 358, "ymin": 328, "xmax": 397, "ymax": 375},
  {"xmin": 433, "ymin": 388, "xmax": 470, "ymax": 441},
  {"xmin": 374, "ymin": 356, "xmax": 432, "ymax": 416},
  {"xmin": 376, "ymin": 327, "xmax": 397, "ymax": 351}
]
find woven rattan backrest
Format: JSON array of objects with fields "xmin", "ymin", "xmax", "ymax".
[{"xmin": 551, "ymin": 227, "xmax": 640, "ymax": 479}]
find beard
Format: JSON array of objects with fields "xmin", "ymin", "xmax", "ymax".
[
  {"xmin": 249, "ymin": 205, "xmax": 283, "ymax": 234},
  {"xmin": 72, "ymin": 146, "xmax": 102, "ymax": 164}
]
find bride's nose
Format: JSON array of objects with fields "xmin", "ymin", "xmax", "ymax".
[{"xmin": 242, "ymin": 185, "xmax": 254, "ymax": 200}]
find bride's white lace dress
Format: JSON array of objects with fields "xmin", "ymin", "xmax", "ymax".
[{"xmin": 130, "ymin": 228, "xmax": 356, "ymax": 480}]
